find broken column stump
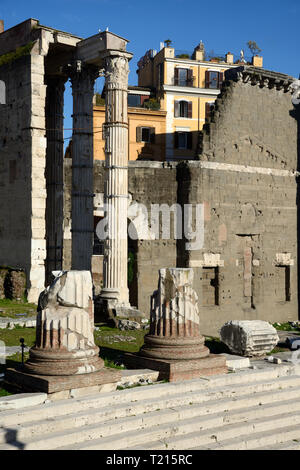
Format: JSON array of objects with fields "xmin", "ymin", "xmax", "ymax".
[
  {"xmin": 124, "ymin": 268, "xmax": 227, "ymax": 381},
  {"xmin": 5, "ymin": 271, "xmax": 121, "ymax": 396}
]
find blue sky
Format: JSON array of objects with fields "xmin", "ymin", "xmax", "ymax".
[{"xmin": 1, "ymin": 0, "xmax": 299, "ymax": 142}]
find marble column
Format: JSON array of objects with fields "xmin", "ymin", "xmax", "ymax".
[
  {"xmin": 100, "ymin": 52, "xmax": 132, "ymax": 306},
  {"xmin": 125, "ymin": 268, "xmax": 227, "ymax": 381},
  {"xmin": 25, "ymin": 271, "xmax": 104, "ymax": 376},
  {"xmin": 6, "ymin": 271, "xmax": 122, "ymax": 394},
  {"xmin": 45, "ymin": 76, "xmax": 66, "ymax": 285},
  {"xmin": 142, "ymin": 268, "xmax": 209, "ymax": 360},
  {"xmin": 69, "ymin": 61, "xmax": 99, "ymax": 271}
]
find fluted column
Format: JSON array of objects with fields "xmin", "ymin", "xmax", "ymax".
[
  {"xmin": 101, "ymin": 52, "xmax": 132, "ymax": 305},
  {"xmin": 69, "ymin": 61, "xmax": 99, "ymax": 271},
  {"xmin": 45, "ymin": 76, "xmax": 66, "ymax": 284},
  {"xmin": 141, "ymin": 268, "xmax": 209, "ymax": 360}
]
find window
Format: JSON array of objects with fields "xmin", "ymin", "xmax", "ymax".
[
  {"xmin": 275, "ymin": 266, "xmax": 291, "ymax": 302},
  {"xmin": 174, "ymin": 131, "xmax": 192, "ymax": 149},
  {"xmin": 201, "ymin": 267, "xmax": 220, "ymax": 306},
  {"xmin": 174, "ymin": 100, "xmax": 192, "ymax": 118},
  {"xmin": 136, "ymin": 126, "xmax": 155, "ymax": 143},
  {"xmin": 128, "ymin": 94, "xmax": 141, "ymax": 107},
  {"xmin": 205, "ymin": 71, "xmax": 224, "ymax": 89},
  {"xmin": 157, "ymin": 62, "xmax": 164, "ymax": 88},
  {"xmin": 174, "ymin": 68, "xmax": 194, "ymax": 87},
  {"xmin": 205, "ymin": 102, "xmax": 215, "ymax": 121}
]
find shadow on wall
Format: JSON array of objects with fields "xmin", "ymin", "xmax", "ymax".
[
  {"xmin": 133, "ymin": 130, "xmax": 202, "ymax": 162},
  {"xmin": 290, "ymin": 100, "xmax": 300, "ymax": 320}
]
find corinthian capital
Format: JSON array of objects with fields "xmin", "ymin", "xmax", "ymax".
[
  {"xmin": 105, "ymin": 54, "xmax": 129, "ymax": 87},
  {"xmin": 67, "ymin": 60, "xmax": 99, "ymax": 92}
]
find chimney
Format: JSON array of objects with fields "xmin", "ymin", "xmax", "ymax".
[{"xmin": 0, "ymin": 20, "xmax": 4, "ymax": 34}]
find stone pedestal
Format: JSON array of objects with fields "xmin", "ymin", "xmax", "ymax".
[
  {"xmin": 125, "ymin": 268, "xmax": 227, "ymax": 381},
  {"xmin": 5, "ymin": 271, "xmax": 121, "ymax": 394}
]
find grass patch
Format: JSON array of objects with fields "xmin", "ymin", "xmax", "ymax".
[
  {"xmin": 0, "ymin": 327, "xmax": 36, "ymax": 348},
  {"xmin": 204, "ymin": 336, "xmax": 231, "ymax": 354},
  {"xmin": 0, "ymin": 388, "xmax": 11, "ymax": 397},
  {"xmin": 0, "ymin": 352, "xmax": 29, "ymax": 374},
  {"xmin": 0, "ymin": 299, "xmax": 37, "ymax": 318},
  {"xmin": 94, "ymin": 326, "xmax": 146, "ymax": 353},
  {"xmin": 94, "ymin": 325, "xmax": 147, "ymax": 369},
  {"xmin": 273, "ymin": 322, "xmax": 300, "ymax": 332},
  {"xmin": 267, "ymin": 346, "xmax": 289, "ymax": 355}
]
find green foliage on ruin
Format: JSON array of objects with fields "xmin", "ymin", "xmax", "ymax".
[{"xmin": 0, "ymin": 41, "xmax": 35, "ymax": 68}]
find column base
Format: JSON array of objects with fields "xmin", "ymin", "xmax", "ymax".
[
  {"xmin": 95, "ymin": 288, "xmax": 131, "ymax": 323},
  {"xmin": 24, "ymin": 346, "xmax": 104, "ymax": 376},
  {"xmin": 5, "ymin": 366, "xmax": 121, "ymax": 395},
  {"xmin": 123, "ymin": 353, "xmax": 227, "ymax": 382},
  {"xmin": 141, "ymin": 335, "xmax": 210, "ymax": 361}
]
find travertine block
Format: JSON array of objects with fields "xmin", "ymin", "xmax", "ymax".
[{"xmin": 220, "ymin": 320, "xmax": 279, "ymax": 357}]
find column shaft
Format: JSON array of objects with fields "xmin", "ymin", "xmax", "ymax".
[
  {"xmin": 45, "ymin": 77, "xmax": 65, "ymax": 284},
  {"xmin": 69, "ymin": 62, "xmax": 98, "ymax": 271},
  {"xmin": 102, "ymin": 54, "xmax": 130, "ymax": 304}
]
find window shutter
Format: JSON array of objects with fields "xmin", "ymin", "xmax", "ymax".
[
  {"xmin": 187, "ymin": 69, "xmax": 193, "ymax": 86},
  {"xmin": 174, "ymin": 68, "xmax": 179, "ymax": 86},
  {"xmin": 205, "ymin": 70, "xmax": 210, "ymax": 88},
  {"xmin": 187, "ymin": 132, "xmax": 192, "ymax": 149},
  {"xmin": 150, "ymin": 127, "xmax": 155, "ymax": 144},
  {"xmin": 174, "ymin": 100, "xmax": 180, "ymax": 117},
  {"xmin": 136, "ymin": 126, "xmax": 142, "ymax": 142},
  {"xmin": 218, "ymin": 72, "xmax": 224, "ymax": 89},
  {"xmin": 188, "ymin": 101, "xmax": 193, "ymax": 118},
  {"xmin": 174, "ymin": 132, "xmax": 179, "ymax": 148},
  {"xmin": 205, "ymin": 102, "xmax": 211, "ymax": 120}
]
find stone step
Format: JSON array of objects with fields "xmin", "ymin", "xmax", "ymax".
[
  {"xmin": 252, "ymin": 439, "xmax": 300, "ymax": 450},
  {"xmin": 191, "ymin": 424, "xmax": 300, "ymax": 450},
  {"xmin": 0, "ymin": 364, "xmax": 298, "ymax": 428},
  {"xmin": 1, "ymin": 370, "xmax": 300, "ymax": 432},
  {"xmin": 130, "ymin": 413, "xmax": 300, "ymax": 451},
  {"xmin": 58, "ymin": 410, "xmax": 300, "ymax": 450},
  {"xmin": 2, "ymin": 382, "xmax": 300, "ymax": 447}
]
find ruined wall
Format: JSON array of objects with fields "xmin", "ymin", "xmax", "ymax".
[
  {"xmin": 0, "ymin": 42, "xmax": 48, "ymax": 303},
  {"xmin": 63, "ymin": 66, "xmax": 299, "ymax": 335},
  {"xmin": 190, "ymin": 67, "xmax": 299, "ymax": 334},
  {"xmin": 63, "ymin": 160, "xmax": 177, "ymax": 309},
  {"xmin": 0, "ymin": 54, "xmax": 33, "ymax": 294}
]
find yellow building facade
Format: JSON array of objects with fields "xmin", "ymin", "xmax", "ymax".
[
  {"xmin": 93, "ymin": 88, "xmax": 167, "ymax": 162},
  {"xmin": 137, "ymin": 42, "xmax": 263, "ymax": 160}
]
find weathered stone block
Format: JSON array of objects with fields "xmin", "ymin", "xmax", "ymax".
[{"xmin": 220, "ymin": 320, "xmax": 279, "ymax": 357}]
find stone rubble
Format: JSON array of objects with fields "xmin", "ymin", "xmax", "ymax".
[
  {"xmin": 220, "ymin": 320, "xmax": 279, "ymax": 357},
  {"xmin": 0, "ymin": 317, "xmax": 36, "ymax": 329}
]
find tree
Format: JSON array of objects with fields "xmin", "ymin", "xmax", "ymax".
[
  {"xmin": 164, "ymin": 39, "xmax": 172, "ymax": 48},
  {"xmin": 247, "ymin": 41, "xmax": 262, "ymax": 56}
]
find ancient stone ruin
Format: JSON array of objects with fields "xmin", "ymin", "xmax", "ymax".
[
  {"xmin": 125, "ymin": 268, "xmax": 227, "ymax": 381},
  {"xmin": 6, "ymin": 271, "xmax": 121, "ymax": 395},
  {"xmin": 220, "ymin": 320, "xmax": 279, "ymax": 357}
]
